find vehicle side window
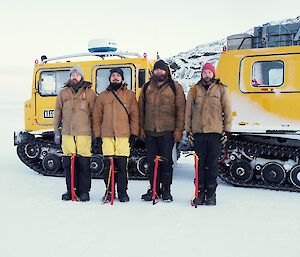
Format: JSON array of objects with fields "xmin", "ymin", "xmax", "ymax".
[
  {"xmin": 138, "ymin": 69, "xmax": 146, "ymax": 88},
  {"xmin": 251, "ymin": 61, "xmax": 284, "ymax": 87},
  {"xmin": 39, "ymin": 70, "xmax": 70, "ymax": 96},
  {"xmin": 96, "ymin": 67, "xmax": 132, "ymax": 94}
]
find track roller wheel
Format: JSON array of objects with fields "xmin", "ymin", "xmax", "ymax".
[
  {"xmin": 229, "ymin": 159, "xmax": 254, "ymax": 182},
  {"xmin": 137, "ymin": 156, "xmax": 149, "ymax": 177},
  {"xmin": 290, "ymin": 165, "xmax": 300, "ymax": 189},
  {"xmin": 90, "ymin": 155, "xmax": 104, "ymax": 176},
  {"xmin": 42, "ymin": 154, "xmax": 62, "ymax": 174},
  {"xmin": 25, "ymin": 143, "xmax": 41, "ymax": 159},
  {"xmin": 261, "ymin": 163, "xmax": 286, "ymax": 185}
]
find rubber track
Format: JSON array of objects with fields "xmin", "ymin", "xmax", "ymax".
[
  {"xmin": 17, "ymin": 138, "xmax": 148, "ymax": 180},
  {"xmin": 219, "ymin": 137, "xmax": 300, "ymax": 192}
]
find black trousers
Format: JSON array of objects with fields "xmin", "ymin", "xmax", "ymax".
[
  {"xmin": 76, "ymin": 156, "xmax": 91, "ymax": 194},
  {"xmin": 193, "ymin": 133, "xmax": 222, "ymax": 192},
  {"xmin": 145, "ymin": 132, "xmax": 174, "ymax": 190},
  {"xmin": 62, "ymin": 155, "xmax": 91, "ymax": 195}
]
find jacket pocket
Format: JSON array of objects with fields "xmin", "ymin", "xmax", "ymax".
[
  {"xmin": 208, "ymin": 94, "xmax": 221, "ymax": 109},
  {"xmin": 194, "ymin": 96, "xmax": 204, "ymax": 109},
  {"xmin": 161, "ymin": 96, "xmax": 170, "ymax": 105},
  {"xmin": 63, "ymin": 99, "xmax": 72, "ymax": 108},
  {"xmin": 79, "ymin": 100, "xmax": 89, "ymax": 112},
  {"xmin": 209, "ymin": 93, "xmax": 220, "ymax": 100}
]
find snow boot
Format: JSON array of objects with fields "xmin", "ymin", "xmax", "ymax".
[
  {"xmin": 102, "ymin": 191, "xmax": 115, "ymax": 203},
  {"xmin": 206, "ymin": 194, "xmax": 216, "ymax": 205},
  {"xmin": 118, "ymin": 191, "xmax": 130, "ymax": 202},
  {"xmin": 206, "ymin": 187, "xmax": 216, "ymax": 206},
  {"xmin": 191, "ymin": 190, "xmax": 205, "ymax": 206},
  {"xmin": 161, "ymin": 186, "xmax": 173, "ymax": 202},
  {"xmin": 80, "ymin": 192, "xmax": 90, "ymax": 202},
  {"xmin": 141, "ymin": 189, "xmax": 158, "ymax": 201},
  {"xmin": 61, "ymin": 191, "xmax": 72, "ymax": 201},
  {"xmin": 161, "ymin": 171, "xmax": 173, "ymax": 201}
]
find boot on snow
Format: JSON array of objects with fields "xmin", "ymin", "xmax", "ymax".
[
  {"xmin": 61, "ymin": 191, "xmax": 72, "ymax": 201},
  {"xmin": 79, "ymin": 192, "xmax": 90, "ymax": 202},
  {"xmin": 206, "ymin": 193, "xmax": 216, "ymax": 205},
  {"xmin": 191, "ymin": 191, "xmax": 205, "ymax": 206},
  {"xmin": 141, "ymin": 189, "xmax": 158, "ymax": 201},
  {"xmin": 161, "ymin": 186, "xmax": 173, "ymax": 202},
  {"xmin": 161, "ymin": 171, "xmax": 173, "ymax": 202},
  {"xmin": 102, "ymin": 191, "xmax": 115, "ymax": 203},
  {"xmin": 206, "ymin": 188, "xmax": 216, "ymax": 206},
  {"xmin": 118, "ymin": 191, "xmax": 130, "ymax": 202}
]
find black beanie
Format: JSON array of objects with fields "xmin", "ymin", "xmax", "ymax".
[
  {"xmin": 153, "ymin": 60, "xmax": 170, "ymax": 74},
  {"xmin": 109, "ymin": 68, "xmax": 124, "ymax": 80}
]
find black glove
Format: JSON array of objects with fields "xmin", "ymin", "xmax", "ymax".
[
  {"xmin": 92, "ymin": 137, "xmax": 102, "ymax": 154},
  {"xmin": 221, "ymin": 132, "xmax": 230, "ymax": 145},
  {"xmin": 129, "ymin": 134, "xmax": 137, "ymax": 148},
  {"xmin": 54, "ymin": 130, "xmax": 61, "ymax": 145}
]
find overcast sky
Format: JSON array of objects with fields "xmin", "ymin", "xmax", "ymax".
[{"xmin": 0, "ymin": 0, "xmax": 299, "ymax": 102}]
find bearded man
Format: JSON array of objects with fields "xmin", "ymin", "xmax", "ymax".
[
  {"xmin": 54, "ymin": 66, "xmax": 96, "ymax": 202},
  {"xmin": 138, "ymin": 60, "xmax": 186, "ymax": 202}
]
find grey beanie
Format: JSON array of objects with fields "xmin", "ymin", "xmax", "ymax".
[{"xmin": 70, "ymin": 65, "xmax": 84, "ymax": 79}]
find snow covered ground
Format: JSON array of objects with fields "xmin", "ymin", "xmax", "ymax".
[{"xmin": 1, "ymin": 104, "xmax": 300, "ymax": 257}]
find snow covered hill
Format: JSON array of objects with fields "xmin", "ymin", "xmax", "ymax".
[{"xmin": 167, "ymin": 16, "xmax": 300, "ymax": 92}]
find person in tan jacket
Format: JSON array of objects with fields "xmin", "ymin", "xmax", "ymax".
[
  {"xmin": 139, "ymin": 60, "xmax": 186, "ymax": 202},
  {"xmin": 92, "ymin": 68, "xmax": 139, "ymax": 202},
  {"xmin": 185, "ymin": 62, "xmax": 232, "ymax": 206},
  {"xmin": 54, "ymin": 66, "xmax": 96, "ymax": 202}
]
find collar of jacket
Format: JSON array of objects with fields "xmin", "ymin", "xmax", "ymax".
[
  {"xmin": 150, "ymin": 78, "xmax": 170, "ymax": 89},
  {"xmin": 196, "ymin": 78, "xmax": 220, "ymax": 91},
  {"xmin": 65, "ymin": 81, "xmax": 91, "ymax": 99}
]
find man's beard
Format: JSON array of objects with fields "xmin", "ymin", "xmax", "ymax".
[
  {"xmin": 70, "ymin": 79, "xmax": 80, "ymax": 86},
  {"xmin": 153, "ymin": 75, "xmax": 167, "ymax": 83},
  {"xmin": 202, "ymin": 77, "xmax": 214, "ymax": 85},
  {"xmin": 110, "ymin": 82, "xmax": 122, "ymax": 91}
]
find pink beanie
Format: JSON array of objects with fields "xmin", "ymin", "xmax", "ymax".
[{"xmin": 201, "ymin": 63, "xmax": 216, "ymax": 76}]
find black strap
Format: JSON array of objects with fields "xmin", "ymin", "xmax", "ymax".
[
  {"xmin": 142, "ymin": 81, "xmax": 151, "ymax": 104},
  {"xmin": 108, "ymin": 89, "xmax": 130, "ymax": 120}
]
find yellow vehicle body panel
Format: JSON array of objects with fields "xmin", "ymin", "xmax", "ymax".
[{"xmin": 216, "ymin": 46, "xmax": 300, "ymax": 132}]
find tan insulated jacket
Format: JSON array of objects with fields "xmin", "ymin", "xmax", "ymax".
[
  {"xmin": 138, "ymin": 80, "xmax": 186, "ymax": 133},
  {"xmin": 53, "ymin": 81, "xmax": 96, "ymax": 136},
  {"xmin": 185, "ymin": 79, "xmax": 232, "ymax": 134},
  {"xmin": 92, "ymin": 84, "xmax": 139, "ymax": 138}
]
